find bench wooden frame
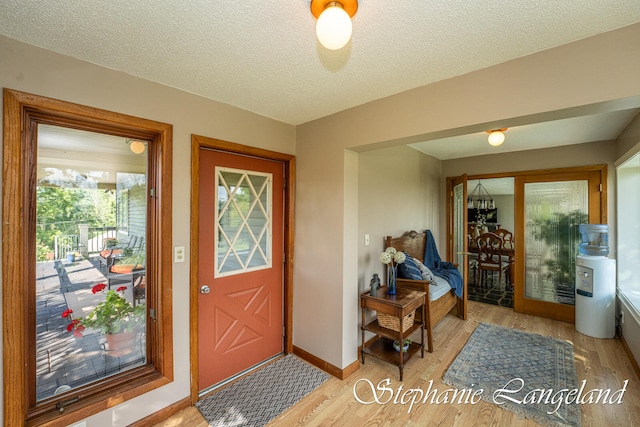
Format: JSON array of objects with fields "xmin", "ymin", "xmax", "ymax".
[{"xmin": 384, "ymin": 230, "xmax": 467, "ymax": 352}]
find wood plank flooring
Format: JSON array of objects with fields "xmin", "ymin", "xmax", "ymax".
[{"xmin": 154, "ymin": 301, "xmax": 640, "ymax": 426}]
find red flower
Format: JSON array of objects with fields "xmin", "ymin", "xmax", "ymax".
[
  {"xmin": 92, "ymin": 283, "xmax": 107, "ymax": 294},
  {"xmin": 66, "ymin": 319, "xmax": 80, "ymax": 332},
  {"xmin": 66, "ymin": 319, "xmax": 85, "ymax": 337},
  {"xmin": 61, "ymin": 309, "xmax": 73, "ymax": 318},
  {"xmin": 116, "ymin": 286, "xmax": 128, "ymax": 292}
]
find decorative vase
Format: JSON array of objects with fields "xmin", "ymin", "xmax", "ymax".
[
  {"xmin": 387, "ymin": 265, "xmax": 397, "ymax": 295},
  {"xmin": 105, "ymin": 332, "xmax": 137, "ymax": 357},
  {"xmin": 393, "ymin": 340, "xmax": 411, "ymax": 352}
]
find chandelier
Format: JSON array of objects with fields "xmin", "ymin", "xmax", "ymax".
[{"xmin": 467, "ymin": 181, "xmax": 495, "ymax": 210}]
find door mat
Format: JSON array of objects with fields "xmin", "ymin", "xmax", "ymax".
[{"xmin": 196, "ymin": 354, "xmax": 329, "ymax": 426}]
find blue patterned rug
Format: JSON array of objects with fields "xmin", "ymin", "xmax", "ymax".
[
  {"xmin": 443, "ymin": 323, "xmax": 580, "ymax": 427},
  {"xmin": 196, "ymin": 354, "xmax": 329, "ymax": 426}
]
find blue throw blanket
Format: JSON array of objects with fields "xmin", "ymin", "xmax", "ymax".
[{"xmin": 424, "ymin": 230, "xmax": 464, "ymax": 298}]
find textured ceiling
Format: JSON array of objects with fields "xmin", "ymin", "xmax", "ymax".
[
  {"xmin": 2, "ymin": 1, "xmax": 640, "ymax": 160},
  {"xmin": 1, "ymin": 0, "xmax": 640, "ymax": 127}
]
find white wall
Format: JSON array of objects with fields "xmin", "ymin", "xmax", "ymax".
[
  {"xmin": 493, "ymin": 195, "xmax": 515, "ymax": 233},
  {"xmin": 0, "ymin": 36, "xmax": 295, "ymax": 426}
]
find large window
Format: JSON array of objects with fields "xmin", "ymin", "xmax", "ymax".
[
  {"xmin": 3, "ymin": 89, "xmax": 173, "ymax": 426},
  {"xmin": 617, "ymin": 151, "xmax": 640, "ymax": 307},
  {"xmin": 35, "ymin": 125, "xmax": 149, "ymax": 400}
]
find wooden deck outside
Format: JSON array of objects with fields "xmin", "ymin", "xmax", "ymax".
[{"xmin": 35, "ymin": 257, "xmax": 145, "ymax": 400}]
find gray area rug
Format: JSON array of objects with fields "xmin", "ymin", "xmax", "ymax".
[
  {"xmin": 196, "ymin": 354, "xmax": 329, "ymax": 426},
  {"xmin": 443, "ymin": 323, "xmax": 580, "ymax": 427}
]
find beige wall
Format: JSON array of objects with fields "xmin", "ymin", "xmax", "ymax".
[
  {"xmin": 295, "ymin": 23, "xmax": 640, "ymax": 369},
  {"xmin": 617, "ymin": 112, "xmax": 640, "ymax": 159},
  {"xmin": 358, "ymin": 145, "xmax": 441, "ymax": 287},
  {"xmin": 2, "ymin": 21, "xmax": 640, "ymax": 426},
  {"xmin": 0, "ymin": 36, "xmax": 295, "ymax": 426}
]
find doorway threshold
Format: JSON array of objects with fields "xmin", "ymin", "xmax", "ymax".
[{"xmin": 198, "ymin": 353, "xmax": 283, "ymax": 399}]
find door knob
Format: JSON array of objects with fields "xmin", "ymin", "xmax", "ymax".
[{"xmin": 200, "ymin": 285, "xmax": 211, "ymax": 294}]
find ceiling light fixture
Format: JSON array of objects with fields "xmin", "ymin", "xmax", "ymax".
[
  {"xmin": 467, "ymin": 181, "xmax": 496, "ymax": 210},
  {"xmin": 486, "ymin": 128, "xmax": 508, "ymax": 146},
  {"xmin": 128, "ymin": 139, "xmax": 146, "ymax": 154},
  {"xmin": 311, "ymin": 0, "xmax": 358, "ymax": 50}
]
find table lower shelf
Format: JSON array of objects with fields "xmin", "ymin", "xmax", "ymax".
[{"xmin": 361, "ymin": 336, "xmax": 423, "ymax": 366}]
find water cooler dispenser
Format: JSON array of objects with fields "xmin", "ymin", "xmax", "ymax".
[{"xmin": 575, "ymin": 224, "xmax": 616, "ymax": 338}]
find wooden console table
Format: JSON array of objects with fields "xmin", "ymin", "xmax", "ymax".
[{"xmin": 360, "ymin": 285, "xmax": 426, "ymax": 381}]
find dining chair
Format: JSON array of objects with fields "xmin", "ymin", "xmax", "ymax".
[
  {"xmin": 494, "ymin": 228, "xmax": 515, "ymax": 284},
  {"xmin": 476, "ymin": 232, "xmax": 511, "ymax": 289},
  {"xmin": 494, "ymin": 228, "xmax": 514, "ymax": 249}
]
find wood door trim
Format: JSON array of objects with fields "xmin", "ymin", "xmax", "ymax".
[
  {"xmin": 447, "ymin": 164, "xmax": 607, "ymax": 323},
  {"xmin": 514, "ymin": 167, "xmax": 606, "ymax": 322},
  {"xmin": 189, "ymin": 135, "xmax": 295, "ymax": 403},
  {"xmin": 446, "ymin": 174, "xmax": 469, "ymax": 320}
]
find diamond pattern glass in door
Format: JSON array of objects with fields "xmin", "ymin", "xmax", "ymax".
[
  {"xmin": 216, "ymin": 168, "xmax": 272, "ymax": 276},
  {"xmin": 198, "ymin": 149, "xmax": 284, "ymax": 393}
]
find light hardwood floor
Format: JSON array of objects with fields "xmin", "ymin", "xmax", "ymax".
[{"xmin": 154, "ymin": 301, "xmax": 639, "ymax": 426}]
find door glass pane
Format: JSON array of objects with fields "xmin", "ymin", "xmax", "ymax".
[
  {"xmin": 524, "ymin": 181, "xmax": 588, "ymax": 305},
  {"xmin": 453, "ymin": 182, "xmax": 465, "ymax": 273},
  {"xmin": 216, "ymin": 167, "xmax": 272, "ymax": 277},
  {"xmin": 36, "ymin": 124, "xmax": 147, "ymax": 401}
]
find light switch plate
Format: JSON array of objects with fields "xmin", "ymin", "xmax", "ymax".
[
  {"xmin": 364, "ymin": 234, "xmax": 370, "ymax": 246},
  {"xmin": 174, "ymin": 246, "xmax": 185, "ymax": 263}
]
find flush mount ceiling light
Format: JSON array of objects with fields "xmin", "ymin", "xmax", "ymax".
[
  {"xmin": 311, "ymin": 0, "xmax": 358, "ymax": 50},
  {"xmin": 128, "ymin": 139, "xmax": 146, "ymax": 154},
  {"xmin": 486, "ymin": 128, "xmax": 508, "ymax": 147}
]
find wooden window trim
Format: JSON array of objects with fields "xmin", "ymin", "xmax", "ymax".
[{"xmin": 2, "ymin": 89, "xmax": 174, "ymax": 426}]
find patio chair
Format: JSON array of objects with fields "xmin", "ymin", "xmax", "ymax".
[
  {"xmin": 105, "ymin": 254, "xmax": 145, "ymax": 291},
  {"xmin": 133, "ymin": 275, "xmax": 146, "ymax": 307},
  {"xmin": 98, "ymin": 235, "xmax": 139, "ymax": 272}
]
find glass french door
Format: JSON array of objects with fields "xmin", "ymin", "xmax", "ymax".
[
  {"xmin": 514, "ymin": 170, "xmax": 603, "ymax": 322},
  {"xmin": 447, "ymin": 174, "xmax": 469, "ymax": 319}
]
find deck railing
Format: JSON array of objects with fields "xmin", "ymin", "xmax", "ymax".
[
  {"xmin": 85, "ymin": 226, "xmax": 117, "ymax": 254},
  {"xmin": 53, "ymin": 225, "xmax": 117, "ymax": 259},
  {"xmin": 53, "ymin": 234, "xmax": 79, "ymax": 260}
]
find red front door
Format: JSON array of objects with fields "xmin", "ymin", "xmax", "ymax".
[{"xmin": 198, "ymin": 148, "xmax": 284, "ymax": 391}]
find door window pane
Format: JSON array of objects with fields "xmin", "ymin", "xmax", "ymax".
[
  {"xmin": 453, "ymin": 182, "xmax": 465, "ymax": 273},
  {"xmin": 36, "ymin": 124, "xmax": 147, "ymax": 400},
  {"xmin": 524, "ymin": 181, "xmax": 588, "ymax": 305},
  {"xmin": 215, "ymin": 167, "xmax": 272, "ymax": 277}
]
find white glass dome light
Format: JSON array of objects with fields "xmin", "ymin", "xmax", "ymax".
[
  {"xmin": 311, "ymin": 0, "xmax": 358, "ymax": 51},
  {"xmin": 487, "ymin": 129, "xmax": 507, "ymax": 147},
  {"xmin": 129, "ymin": 140, "xmax": 146, "ymax": 154},
  {"xmin": 316, "ymin": 3, "xmax": 352, "ymax": 50}
]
